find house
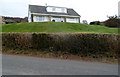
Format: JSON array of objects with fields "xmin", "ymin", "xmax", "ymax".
[
  {"xmin": 1, "ymin": 16, "xmax": 28, "ymax": 24},
  {"xmin": 28, "ymin": 5, "xmax": 81, "ymax": 23},
  {"xmin": 0, "ymin": 16, "xmax": 5, "ymax": 24}
]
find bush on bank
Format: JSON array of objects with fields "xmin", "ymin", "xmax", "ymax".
[{"xmin": 2, "ymin": 33, "xmax": 119, "ymax": 57}]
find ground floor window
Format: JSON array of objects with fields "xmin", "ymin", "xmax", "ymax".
[
  {"xmin": 33, "ymin": 16, "xmax": 45, "ymax": 22},
  {"xmin": 33, "ymin": 16, "xmax": 49, "ymax": 22},
  {"xmin": 66, "ymin": 18, "xmax": 79, "ymax": 23},
  {"xmin": 36, "ymin": 16, "xmax": 44, "ymax": 22}
]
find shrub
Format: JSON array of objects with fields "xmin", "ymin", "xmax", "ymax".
[
  {"xmin": 90, "ymin": 21, "xmax": 100, "ymax": 25},
  {"xmin": 32, "ymin": 33, "xmax": 53, "ymax": 50},
  {"xmin": 2, "ymin": 33, "xmax": 119, "ymax": 57},
  {"xmin": 2, "ymin": 33, "xmax": 32, "ymax": 50},
  {"xmin": 104, "ymin": 16, "xmax": 120, "ymax": 27}
]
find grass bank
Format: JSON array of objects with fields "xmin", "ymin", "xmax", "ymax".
[{"xmin": 2, "ymin": 22, "xmax": 118, "ymax": 34}]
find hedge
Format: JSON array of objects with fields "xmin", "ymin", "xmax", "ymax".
[{"xmin": 2, "ymin": 33, "xmax": 119, "ymax": 57}]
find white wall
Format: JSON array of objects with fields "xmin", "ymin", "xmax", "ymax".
[
  {"xmin": 0, "ymin": 16, "xmax": 3, "ymax": 24},
  {"xmin": 44, "ymin": 16, "xmax": 49, "ymax": 21},
  {"xmin": 28, "ymin": 11, "xmax": 32, "ymax": 22},
  {"xmin": 66, "ymin": 18, "xmax": 79, "ymax": 23},
  {"xmin": 31, "ymin": 15, "xmax": 80, "ymax": 23}
]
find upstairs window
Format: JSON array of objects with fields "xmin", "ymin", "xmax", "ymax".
[
  {"xmin": 46, "ymin": 6, "xmax": 67, "ymax": 13},
  {"xmin": 61, "ymin": 8, "xmax": 65, "ymax": 12}
]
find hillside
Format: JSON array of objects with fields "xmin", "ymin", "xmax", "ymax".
[{"xmin": 2, "ymin": 22, "xmax": 118, "ymax": 34}]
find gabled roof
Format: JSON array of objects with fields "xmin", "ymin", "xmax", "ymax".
[{"xmin": 29, "ymin": 5, "xmax": 80, "ymax": 17}]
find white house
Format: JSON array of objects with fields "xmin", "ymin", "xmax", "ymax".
[{"xmin": 28, "ymin": 5, "xmax": 81, "ymax": 23}]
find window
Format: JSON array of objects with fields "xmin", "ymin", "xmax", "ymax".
[
  {"xmin": 52, "ymin": 8, "xmax": 55, "ymax": 11},
  {"xmin": 66, "ymin": 18, "xmax": 78, "ymax": 23},
  {"xmin": 46, "ymin": 7, "xmax": 67, "ymax": 13},
  {"xmin": 68, "ymin": 18, "xmax": 75, "ymax": 21},
  {"xmin": 61, "ymin": 8, "xmax": 65, "ymax": 12},
  {"xmin": 36, "ymin": 16, "xmax": 44, "ymax": 22}
]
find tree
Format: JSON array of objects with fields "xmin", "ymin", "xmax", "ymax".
[
  {"xmin": 90, "ymin": 21, "xmax": 100, "ymax": 25},
  {"xmin": 82, "ymin": 20, "xmax": 88, "ymax": 24},
  {"xmin": 104, "ymin": 15, "xmax": 120, "ymax": 27}
]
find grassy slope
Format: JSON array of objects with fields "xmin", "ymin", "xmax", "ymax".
[{"xmin": 2, "ymin": 22, "xmax": 118, "ymax": 34}]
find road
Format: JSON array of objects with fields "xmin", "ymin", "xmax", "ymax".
[{"xmin": 2, "ymin": 54, "xmax": 118, "ymax": 75}]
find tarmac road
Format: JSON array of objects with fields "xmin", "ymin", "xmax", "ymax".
[{"xmin": 2, "ymin": 54, "xmax": 118, "ymax": 75}]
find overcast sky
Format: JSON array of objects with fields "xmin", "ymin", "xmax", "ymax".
[{"xmin": 0, "ymin": 0, "xmax": 119, "ymax": 23}]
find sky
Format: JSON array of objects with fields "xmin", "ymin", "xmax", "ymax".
[
  {"xmin": 118, "ymin": 1, "xmax": 120, "ymax": 16},
  {"xmin": 0, "ymin": 0, "xmax": 119, "ymax": 23}
]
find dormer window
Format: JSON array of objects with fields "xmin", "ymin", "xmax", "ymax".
[
  {"xmin": 52, "ymin": 8, "xmax": 55, "ymax": 11},
  {"xmin": 61, "ymin": 8, "xmax": 65, "ymax": 12},
  {"xmin": 46, "ymin": 6, "xmax": 67, "ymax": 13}
]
